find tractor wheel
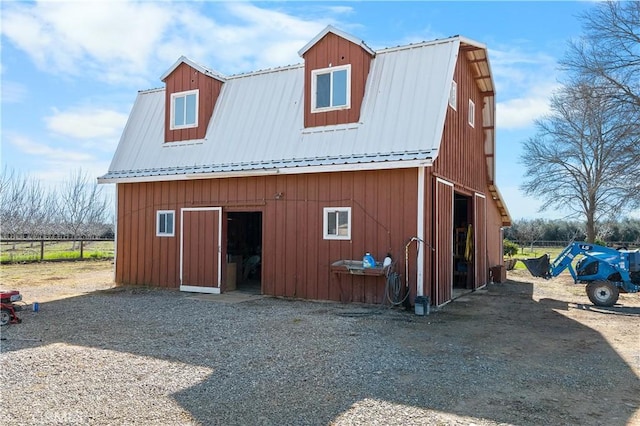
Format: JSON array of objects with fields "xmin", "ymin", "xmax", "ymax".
[
  {"xmin": 0, "ymin": 309, "xmax": 10, "ymax": 326},
  {"xmin": 586, "ymin": 281, "xmax": 619, "ymax": 307}
]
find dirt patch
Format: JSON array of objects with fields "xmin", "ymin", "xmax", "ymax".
[
  {"xmin": 1, "ymin": 262, "xmax": 639, "ymax": 425},
  {"xmin": 1, "ymin": 260, "xmax": 115, "ymax": 303}
]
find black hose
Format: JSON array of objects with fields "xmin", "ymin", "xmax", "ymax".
[{"xmin": 385, "ymin": 270, "xmax": 409, "ymax": 306}]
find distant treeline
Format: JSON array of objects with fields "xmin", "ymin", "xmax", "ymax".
[{"xmin": 504, "ymin": 218, "xmax": 640, "ymax": 246}]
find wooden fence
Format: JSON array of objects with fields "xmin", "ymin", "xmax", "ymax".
[
  {"xmin": 513, "ymin": 240, "xmax": 639, "ymax": 249},
  {"xmin": 0, "ymin": 238, "xmax": 114, "ymax": 263}
]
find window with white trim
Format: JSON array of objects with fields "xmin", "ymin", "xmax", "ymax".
[
  {"xmin": 468, "ymin": 99, "xmax": 475, "ymax": 127},
  {"xmin": 449, "ymin": 81, "xmax": 457, "ymax": 110},
  {"xmin": 156, "ymin": 210, "xmax": 175, "ymax": 237},
  {"xmin": 170, "ymin": 89, "xmax": 198, "ymax": 130},
  {"xmin": 311, "ymin": 65, "xmax": 351, "ymax": 112},
  {"xmin": 323, "ymin": 207, "xmax": 351, "ymax": 240}
]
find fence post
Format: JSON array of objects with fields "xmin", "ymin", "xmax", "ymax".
[
  {"xmin": 80, "ymin": 240, "xmax": 84, "ymax": 259},
  {"xmin": 40, "ymin": 240, "xmax": 44, "ymax": 261}
]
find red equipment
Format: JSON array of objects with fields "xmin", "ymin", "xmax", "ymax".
[{"xmin": 0, "ymin": 290, "xmax": 23, "ymax": 326}]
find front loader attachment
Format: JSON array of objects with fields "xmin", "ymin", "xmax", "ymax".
[{"xmin": 521, "ymin": 254, "xmax": 551, "ymax": 279}]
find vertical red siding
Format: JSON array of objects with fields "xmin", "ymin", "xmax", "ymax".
[
  {"xmin": 303, "ymin": 32, "xmax": 372, "ymax": 128},
  {"xmin": 116, "ymin": 169, "xmax": 419, "ymax": 304},
  {"xmin": 434, "ymin": 52, "xmax": 486, "ymax": 190},
  {"xmin": 433, "ymin": 47, "xmax": 504, "ymax": 295},
  {"xmin": 164, "ymin": 62, "xmax": 223, "ymax": 143}
]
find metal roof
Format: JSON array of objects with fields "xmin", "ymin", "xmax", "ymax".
[
  {"xmin": 101, "ymin": 37, "xmax": 461, "ymax": 182},
  {"xmin": 101, "ymin": 33, "xmax": 511, "ymax": 225}
]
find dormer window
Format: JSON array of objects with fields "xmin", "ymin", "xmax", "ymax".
[
  {"xmin": 170, "ymin": 89, "xmax": 199, "ymax": 130},
  {"xmin": 311, "ymin": 64, "xmax": 351, "ymax": 113}
]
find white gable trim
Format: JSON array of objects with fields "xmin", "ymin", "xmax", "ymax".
[
  {"xmin": 298, "ymin": 25, "xmax": 375, "ymax": 57},
  {"xmin": 160, "ymin": 55, "xmax": 226, "ymax": 82}
]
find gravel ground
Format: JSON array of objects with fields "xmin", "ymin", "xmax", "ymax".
[{"xmin": 1, "ymin": 272, "xmax": 639, "ymax": 425}]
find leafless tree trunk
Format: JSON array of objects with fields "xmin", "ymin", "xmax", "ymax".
[
  {"xmin": 57, "ymin": 169, "xmax": 109, "ymax": 248},
  {"xmin": 520, "ymin": 82, "xmax": 640, "ymax": 243},
  {"xmin": 1, "ymin": 167, "xmax": 29, "ymax": 239},
  {"xmin": 517, "ymin": 218, "xmax": 546, "ymax": 254}
]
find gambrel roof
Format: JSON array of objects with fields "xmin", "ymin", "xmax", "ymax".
[{"xmin": 100, "ymin": 36, "xmax": 484, "ymax": 182}]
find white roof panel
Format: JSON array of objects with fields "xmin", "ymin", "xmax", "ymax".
[{"xmin": 101, "ymin": 37, "xmax": 463, "ymax": 181}]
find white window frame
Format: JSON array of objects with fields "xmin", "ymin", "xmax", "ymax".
[
  {"xmin": 311, "ymin": 64, "xmax": 351, "ymax": 113},
  {"xmin": 449, "ymin": 81, "xmax": 457, "ymax": 110},
  {"xmin": 468, "ymin": 99, "xmax": 475, "ymax": 127},
  {"xmin": 323, "ymin": 207, "xmax": 351, "ymax": 240},
  {"xmin": 170, "ymin": 89, "xmax": 199, "ymax": 130},
  {"xmin": 156, "ymin": 210, "xmax": 175, "ymax": 237}
]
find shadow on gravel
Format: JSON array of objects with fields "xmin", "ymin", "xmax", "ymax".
[
  {"xmin": 2, "ymin": 279, "xmax": 639, "ymax": 426},
  {"xmin": 571, "ymin": 304, "xmax": 640, "ymax": 317}
]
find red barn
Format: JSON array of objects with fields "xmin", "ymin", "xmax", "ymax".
[{"xmin": 99, "ymin": 26, "xmax": 511, "ymax": 307}]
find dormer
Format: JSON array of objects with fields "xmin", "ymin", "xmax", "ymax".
[
  {"xmin": 299, "ymin": 26, "xmax": 375, "ymax": 128},
  {"xmin": 161, "ymin": 56, "xmax": 226, "ymax": 143}
]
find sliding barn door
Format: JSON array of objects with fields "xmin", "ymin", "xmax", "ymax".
[
  {"xmin": 474, "ymin": 193, "xmax": 487, "ymax": 288},
  {"xmin": 435, "ymin": 178, "xmax": 454, "ymax": 305}
]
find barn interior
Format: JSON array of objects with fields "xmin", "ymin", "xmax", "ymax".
[
  {"xmin": 226, "ymin": 212, "xmax": 262, "ymax": 294},
  {"xmin": 453, "ymin": 193, "xmax": 473, "ymax": 290}
]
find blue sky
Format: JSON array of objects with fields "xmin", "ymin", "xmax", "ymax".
[{"xmin": 1, "ymin": 1, "xmax": 598, "ymax": 221}]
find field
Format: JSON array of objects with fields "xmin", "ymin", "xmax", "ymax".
[
  {"xmin": 0, "ymin": 240, "xmax": 114, "ymax": 263},
  {"xmin": 506, "ymin": 246, "xmax": 565, "ymax": 271}
]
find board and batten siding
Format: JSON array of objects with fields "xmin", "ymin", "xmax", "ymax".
[
  {"xmin": 432, "ymin": 48, "xmax": 497, "ymax": 288},
  {"xmin": 163, "ymin": 62, "xmax": 224, "ymax": 143},
  {"xmin": 434, "ymin": 51, "xmax": 487, "ymax": 191},
  {"xmin": 115, "ymin": 168, "xmax": 420, "ymax": 304},
  {"xmin": 302, "ymin": 32, "xmax": 372, "ymax": 128}
]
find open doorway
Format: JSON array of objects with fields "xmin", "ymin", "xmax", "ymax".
[
  {"xmin": 226, "ymin": 212, "xmax": 262, "ymax": 294},
  {"xmin": 453, "ymin": 193, "xmax": 473, "ymax": 291}
]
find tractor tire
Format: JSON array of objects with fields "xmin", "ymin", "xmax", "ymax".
[
  {"xmin": 0, "ymin": 309, "xmax": 10, "ymax": 326},
  {"xmin": 586, "ymin": 281, "xmax": 619, "ymax": 307}
]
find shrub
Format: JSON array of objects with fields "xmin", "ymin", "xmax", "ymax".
[{"xmin": 503, "ymin": 239, "xmax": 519, "ymax": 257}]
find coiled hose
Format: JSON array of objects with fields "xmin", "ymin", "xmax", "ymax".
[{"xmin": 385, "ymin": 265, "xmax": 409, "ymax": 306}]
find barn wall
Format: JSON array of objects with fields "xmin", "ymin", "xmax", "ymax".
[
  {"xmin": 164, "ymin": 62, "xmax": 223, "ymax": 142},
  {"xmin": 432, "ymin": 49, "xmax": 504, "ymax": 289},
  {"xmin": 302, "ymin": 32, "xmax": 372, "ymax": 128},
  {"xmin": 434, "ymin": 51, "xmax": 487, "ymax": 190},
  {"xmin": 115, "ymin": 168, "xmax": 420, "ymax": 304},
  {"xmin": 486, "ymin": 197, "xmax": 505, "ymax": 268}
]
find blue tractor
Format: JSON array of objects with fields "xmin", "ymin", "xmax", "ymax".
[{"xmin": 522, "ymin": 242, "xmax": 640, "ymax": 307}]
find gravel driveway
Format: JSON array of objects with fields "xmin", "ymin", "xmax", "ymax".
[{"xmin": 1, "ymin": 273, "xmax": 639, "ymax": 425}]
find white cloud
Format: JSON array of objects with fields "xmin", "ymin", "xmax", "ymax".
[
  {"xmin": 1, "ymin": 1, "xmax": 174, "ymax": 85},
  {"xmin": 496, "ymin": 92, "xmax": 553, "ymax": 129},
  {"xmin": 1, "ymin": 1, "xmax": 337, "ymax": 84},
  {"xmin": 45, "ymin": 107, "xmax": 128, "ymax": 140},
  {"xmin": 157, "ymin": 3, "xmax": 327, "ymax": 74},
  {"xmin": 8, "ymin": 133, "xmax": 95, "ymax": 163},
  {"xmin": 5, "ymin": 133, "xmax": 112, "ymax": 188},
  {"xmin": 490, "ymin": 46, "xmax": 562, "ymax": 130},
  {"xmin": 0, "ymin": 81, "xmax": 28, "ymax": 103}
]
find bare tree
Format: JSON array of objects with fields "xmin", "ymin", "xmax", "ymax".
[
  {"xmin": 560, "ymin": 1, "xmax": 640, "ymax": 111},
  {"xmin": 0, "ymin": 167, "xmax": 29, "ymax": 239},
  {"xmin": 517, "ymin": 218, "xmax": 547, "ymax": 253},
  {"xmin": 520, "ymin": 82, "xmax": 640, "ymax": 242},
  {"xmin": 58, "ymin": 169, "xmax": 109, "ymax": 246}
]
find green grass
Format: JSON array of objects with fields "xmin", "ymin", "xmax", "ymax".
[
  {"xmin": 0, "ymin": 240, "xmax": 114, "ymax": 264},
  {"xmin": 506, "ymin": 246, "xmax": 565, "ymax": 271}
]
